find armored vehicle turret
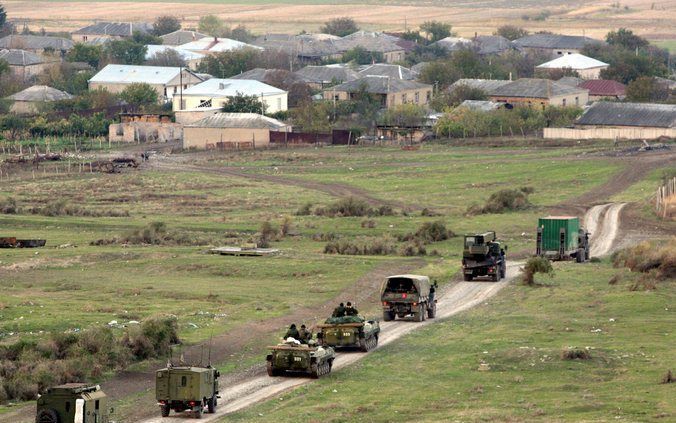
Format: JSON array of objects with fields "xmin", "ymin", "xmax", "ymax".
[
  {"xmin": 266, "ymin": 339, "xmax": 335, "ymax": 378},
  {"xmin": 36, "ymin": 383, "xmax": 111, "ymax": 423},
  {"xmin": 155, "ymin": 365, "xmax": 220, "ymax": 419}
]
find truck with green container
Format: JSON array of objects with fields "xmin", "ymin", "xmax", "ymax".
[
  {"xmin": 316, "ymin": 316, "xmax": 380, "ymax": 352},
  {"xmin": 380, "ymin": 274, "xmax": 437, "ymax": 321},
  {"xmin": 35, "ymin": 383, "xmax": 111, "ymax": 423},
  {"xmin": 155, "ymin": 365, "xmax": 220, "ymax": 419},
  {"xmin": 536, "ymin": 216, "xmax": 590, "ymax": 262}
]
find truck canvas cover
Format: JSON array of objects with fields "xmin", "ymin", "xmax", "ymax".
[{"xmin": 381, "ymin": 275, "xmax": 430, "ymax": 300}]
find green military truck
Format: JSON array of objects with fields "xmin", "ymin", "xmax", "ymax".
[
  {"xmin": 536, "ymin": 216, "xmax": 590, "ymax": 262},
  {"xmin": 316, "ymin": 317, "xmax": 380, "ymax": 352},
  {"xmin": 380, "ymin": 274, "xmax": 436, "ymax": 321},
  {"xmin": 266, "ymin": 341, "xmax": 335, "ymax": 378},
  {"xmin": 35, "ymin": 383, "xmax": 111, "ymax": 423},
  {"xmin": 462, "ymin": 231, "xmax": 506, "ymax": 281},
  {"xmin": 155, "ymin": 365, "xmax": 220, "ymax": 419}
]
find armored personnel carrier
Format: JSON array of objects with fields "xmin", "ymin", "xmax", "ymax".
[
  {"xmin": 380, "ymin": 274, "xmax": 436, "ymax": 321},
  {"xmin": 36, "ymin": 383, "xmax": 111, "ymax": 423},
  {"xmin": 155, "ymin": 365, "xmax": 220, "ymax": 418},
  {"xmin": 316, "ymin": 316, "xmax": 380, "ymax": 352},
  {"xmin": 266, "ymin": 340, "xmax": 335, "ymax": 378}
]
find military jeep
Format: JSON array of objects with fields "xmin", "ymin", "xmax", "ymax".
[
  {"xmin": 36, "ymin": 383, "xmax": 111, "ymax": 423},
  {"xmin": 155, "ymin": 365, "xmax": 220, "ymax": 419}
]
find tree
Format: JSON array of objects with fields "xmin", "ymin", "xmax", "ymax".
[
  {"xmin": 132, "ymin": 31, "xmax": 163, "ymax": 46},
  {"xmin": 221, "ymin": 92, "xmax": 265, "ymax": 113},
  {"xmin": 224, "ymin": 25, "xmax": 255, "ymax": 43},
  {"xmin": 626, "ymin": 76, "xmax": 669, "ymax": 102},
  {"xmin": 431, "ymin": 85, "xmax": 487, "ymax": 111},
  {"xmin": 198, "ymin": 48, "xmax": 263, "ymax": 78},
  {"xmin": 146, "ymin": 49, "xmax": 186, "ymax": 67},
  {"xmin": 153, "ymin": 15, "xmax": 181, "ymax": 36},
  {"xmin": 533, "ymin": 67, "xmax": 580, "ymax": 80},
  {"xmin": 606, "ymin": 28, "xmax": 649, "ymax": 51},
  {"xmin": 198, "ymin": 15, "xmax": 224, "ymax": 37},
  {"xmin": 105, "ymin": 40, "xmax": 147, "ymax": 65},
  {"xmin": 495, "ymin": 25, "xmax": 529, "ymax": 41},
  {"xmin": 120, "ymin": 83, "xmax": 158, "ymax": 108},
  {"xmin": 0, "ymin": 4, "xmax": 5, "ymax": 28},
  {"xmin": 290, "ymin": 100, "xmax": 332, "ymax": 132},
  {"xmin": 342, "ymin": 46, "xmax": 383, "ymax": 65},
  {"xmin": 0, "ymin": 58, "xmax": 8, "ymax": 76},
  {"xmin": 379, "ymin": 104, "xmax": 426, "ymax": 127},
  {"xmin": 66, "ymin": 44, "xmax": 103, "ymax": 68},
  {"xmin": 583, "ymin": 43, "xmax": 668, "ymax": 84},
  {"xmin": 418, "ymin": 60, "xmax": 462, "ymax": 88},
  {"xmin": 38, "ymin": 63, "xmax": 94, "ymax": 96},
  {"xmin": 420, "ymin": 21, "xmax": 452, "ymax": 43},
  {"xmin": 320, "ymin": 17, "xmax": 359, "ymax": 37}
]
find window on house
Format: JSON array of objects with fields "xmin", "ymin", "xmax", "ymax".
[
  {"xmin": 575, "ymin": 96, "xmax": 579, "ymax": 106},
  {"xmin": 181, "ymin": 376, "xmax": 187, "ymax": 387},
  {"xmin": 562, "ymin": 98, "xmax": 566, "ymax": 106},
  {"xmin": 66, "ymin": 402, "xmax": 71, "ymax": 413},
  {"xmin": 95, "ymin": 400, "xmax": 100, "ymax": 410},
  {"xmin": 557, "ymin": 51, "xmax": 562, "ymax": 55},
  {"xmin": 402, "ymin": 93, "xmax": 407, "ymax": 103},
  {"xmin": 163, "ymin": 87, "xmax": 167, "ymax": 97},
  {"xmin": 415, "ymin": 92, "xmax": 419, "ymax": 103},
  {"xmin": 173, "ymin": 86, "xmax": 177, "ymax": 94},
  {"xmin": 277, "ymin": 98, "xmax": 282, "ymax": 110},
  {"xmin": 426, "ymin": 91, "xmax": 431, "ymax": 102},
  {"xmin": 334, "ymin": 95, "xmax": 339, "ymax": 101}
]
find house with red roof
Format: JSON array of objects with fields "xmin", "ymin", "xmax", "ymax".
[{"xmin": 578, "ymin": 80, "xmax": 626, "ymax": 101}]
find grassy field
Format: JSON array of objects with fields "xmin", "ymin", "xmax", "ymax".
[{"xmin": 228, "ymin": 259, "xmax": 675, "ymax": 422}]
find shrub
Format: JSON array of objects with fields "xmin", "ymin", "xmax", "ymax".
[
  {"xmin": 661, "ymin": 370, "xmax": 673, "ymax": 384},
  {"xmin": 561, "ymin": 347, "xmax": 591, "ymax": 360},
  {"xmin": 324, "ymin": 236, "xmax": 398, "ymax": 256},
  {"xmin": 296, "ymin": 202, "xmax": 313, "ymax": 216},
  {"xmin": 613, "ymin": 239, "xmax": 675, "ymax": 281},
  {"xmin": 312, "ymin": 232, "xmax": 338, "ymax": 242},
  {"xmin": 522, "ymin": 256, "xmax": 554, "ymax": 285},
  {"xmin": 0, "ymin": 197, "xmax": 18, "ymax": 214},
  {"xmin": 91, "ymin": 222, "xmax": 225, "ymax": 246},
  {"xmin": 258, "ymin": 220, "xmax": 278, "ymax": 247},
  {"xmin": 34, "ymin": 199, "xmax": 128, "ymax": 218},
  {"xmin": 316, "ymin": 197, "xmax": 370, "ymax": 217},
  {"xmin": 361, "ymin": 219, "xmax": 376, "ymax": 228},
  {"xmin": 469, "ymin": 187, "xmax": 534, "ymax": 215},
  {"xmin": 279, "ymin": 215, "xmax": 294, "ymax": 237},
  {"xmin": 400, "ymin": 221, "xmax": 455, "ymax": 243}
]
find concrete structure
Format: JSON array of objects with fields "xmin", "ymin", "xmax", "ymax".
[
  {"xmin": 324, "ymin": 76, "xmax": 433, "ymax": 109},
  {"xmin": 544, "ymin": 102, "xmax": 676, "ymax": 140},
  {"xmin": 178, "ymin": 37, "xmax": 262, "ymax": 54},
  {"xmin": 536, "ymin": 53, "xmax": 608, "ymax": 79},
  {"xmin": 89, "ymin": 64, "xmax": 204, "ymax": 102},
  {"xmin": 72, "ymin": 22, "xmax": 152, "ymax": 43},
  {"xmin": 145, "ymin": 45, "xmax": 205, "ymax": 70},
  {"xmin": 182, "ymin": 112, "xmax": 288, "ymax": 150},
  {"xmin": 489, "ymin": 78, "xmax": 589, "ymax": 108},
  {"xmin": 172, "ymin": 78, "xmax": 288, "ymax": 113},
  {"xmin": 109, "ymin": 113, "xmax": 182, "ymax": 143},
  {"xmin": 161, "ymin": 30, "xmax": 209, "ymax": 46},
  {"xmin": 294, "ymin": 65, "xmax": 358, "ymax": 89},
  {"xmin": 0, "ymin": 35, "xmax": 73, "ymax": 56},
  {"xmin": 337, "ymin": 31, "xmax": 406, "ymax": 63},
  {"xmin": 513, "ymin": 34, "xmax": 604, "ymax": 58},
  {"xmin": 6, "ymin": 85, "xmax": 72, "ymax": 114},
  {"xmin": 0, "ymin": 49, "xmax": 56, "ymax": 81},
  {"xmin": 577, "ymin": 79, "xmax": 626, "ymax": 101}
]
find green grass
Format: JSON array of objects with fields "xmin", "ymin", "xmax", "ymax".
[
  {"xmin": 228, "ymin": 260, "xmax": 675, "ymax": 422},
  {"xmin": 653, "ymin": 40, "xmax": 676, "ymax": 53}
]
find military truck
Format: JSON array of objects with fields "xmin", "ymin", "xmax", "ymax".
[
  {"xmin": 266, "ymin": 340, "xmax": 335, "ymax": 378},
  {"xmin": 155, "ymin": 365, "xmax": 220, "ymax": 419},
  {"xmin": 380, "ymin": 274, "xmax": 436, "ymax": 321},
  {"xmin": 536, "ymin": 216, "xmax": 590, "ymax": 262},
  {"xmin": 36, "ymin": 383, "xmax": 111, "ymax": 423},
  {"xmin": 462, "ymin": 231, "xmax": 506, "ymax": 281},
  {"xmin": 316, "ymin": 316, "xmax": 380, "ymax": 352}
]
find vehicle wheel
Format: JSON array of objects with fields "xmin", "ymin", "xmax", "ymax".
[
  {"xmin": 427, "ymin": 302, "xmax": 436, "ymax": 319},
  {"xmin": 382, "ymin": 310, "xmax": 394, "ymax": 321},
  {"xmin": 161, "ymin": 404, "xmax": 170, "ymax": 417},
  {"xmin": 194, "ymin": 408, "xmax": 202, "ymax": 419},
  {"xmin": 585, "ymin": 246, "xmax": 590, "ymax": 261},
  {"xmin": 491, "ymin": 272, "xmax": 499, "ymax": 282},
  {"xmin": 266, "ymin": 361, "xmax": 277, "ymax": 377},
  {"xmin": 421, "ymin": 304, "xmax": 427, "ymax": 321},
  {"xmin": 208, "ymin": 397, "xmax": 216, "ymax": 414},
  {"xmin": 500, "ymin": 264, "xmax": 506, "ymax": 279},
  {"xmin": 463, "ymin": 274, "xmax": 473, "ymax": 281},
  {"xmin": 414, "ymin": 306, "xmax": 424, "ymax": 322},
  {"xmin": 36, "ymin": 409, "xmax": 59, "ymax": 423},
  {"xmin": 310, "ymin": 363, "xmax": 319, "ymax": 378},
  {"xmin": 576, "ymin": 248, "xmax": 585, "ymax": 263}
]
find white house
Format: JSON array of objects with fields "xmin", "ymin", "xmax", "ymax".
[
  {"xmin": 145, "ymin": 45, "xmax": 205, "ymax": 70},
  {"xmin": 172, "ymin": 78, "xmax": 288, "ymax": 114},
  {"xmin": 536, "ymin": 53, "xmax": 609, "ymax": 79}
]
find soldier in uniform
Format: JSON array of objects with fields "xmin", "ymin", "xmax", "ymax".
[
  {"xmin": 332, "ymin": 302, "xmax": 346, "ymax": 317},
  {"xmin": 298, "ymin": 324, "xmax": 312, "ymax": 344},
  {"xmin": 284, "ymin": 323, "xmax": 300, "ymax": 340},
  {"xmin": 429, "ymin": 281, "xmax": 438, "ymax": 304},
  {"xmin": 345, "ymin": 302, "xmax": 359, "ymax": 316}
]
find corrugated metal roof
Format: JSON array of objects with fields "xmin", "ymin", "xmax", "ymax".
[
  {"xmin": 160, "ymin": 30, "xmax": 208, "ymax": 46},
  {"xmin": 448, "ymin": 79, "xmax": 511, "ymax": 95},
  {"xmin": 513, "ymin": 34, "xmax": 603, "ymax": 50},
  {"xmin": 145, "ymin": 45, "xmax": 205, "ymax": 61},
  {"xmin": 358, "ymin": 64, "xmax": 414, "ymax": 80},
  {"xmin": 577, "ymin": 79, "xmax": 626, "ymax": 96},
  {"xmin": 557, "ymin": 76, "xmax": 584, "ymax": 86},
  {"xmin": 0, "ymin": 49, "xmax": 45, "ymax": 65},
  {"xmin": 433, "ymin": 37, "xmax": 472, "ymax": 52},
  {"xmin": 294, "ymin": 65, "xmax": 358, "ymax": 84},
  {"xmin": 230, "ymin": 68, "xmax": 304, "ymax": 86},
  {"xmin": 337, "ymin": 31, "xmax": 404, "ymax": 53},
  {"xmin": 89, "ymin": 64, "xmax": 187, "ymax": 84},
  {"xmin": 491, "ymin": 78, "xmax": 587, "ymax": 99},
  {"xmin": 73, "ymin": 22, "xmax": 151, "ymax": 36},
  {"xmin": 327, "ymin": 76, "xmax": 431, "ymax": 94},
  {"xmin": 182, "ymin": 78, "xmax": 286, "ymax": 97},
  {"xmin": 576, "ymin": 102, "xmax": 676, "ymax": 128},
  {"xmin": 536, "ymin": 53, "xmax": 608, "ymax": 70},
  {"xmin": 474, "ymin": 35, "xmax": 513, "ymax": 55},
  {"xmin": 252, "ymin": 34, "xmax": 343, "ymax": 57},
  {"xmin": 187, "ymin": 112, "xmax": 288, "ymax": 129},
  {"xmin": 0, "ymin": 35, "xmax": 73, "ymax": 51},
  {"xmin": 179, "ymin": 37, "xmax": 261, "ymax": 53},
  {"xmin": 7, "ymin": 85, "xmax": 73, "ymax": 101}
]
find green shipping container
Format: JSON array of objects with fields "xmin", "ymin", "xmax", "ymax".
[{"xmin": 538, "ymin": 216, "xmax": 580, "ymax": 253}]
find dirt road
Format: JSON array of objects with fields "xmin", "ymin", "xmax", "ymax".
[{"xmin": 584, "ymin": 203, "xmax": 627, "ymax": 257}]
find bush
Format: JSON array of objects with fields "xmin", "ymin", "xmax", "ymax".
[
  {"xmin": 468, "ymin": 187, "xmax": 534, "ymax": 215},
  {"xmin": 315, "ymin": 197, "xmax": 371, "ymax": 217},
  {"xmin": 612, "ymin": 239, "xmax": 675, "ymax": 281},
  {"xmin": 400, "ymin": 221, "xmax": 455, "ymax": 243},
  {"xmin": 91, "ymin": 222, "xmax": 224, "ymax": 246},
  {"xmin": 296, "ymin": 202, "xmax": 313, "ymax": 216},
  {"xmin": 258, "ymin": 220, "xmax": 278, "ymax": 247},
  {"xmin": 324, "ymin": 236, "xmax": 398, "ymax": 256},
  {"xmin": 522, "ymin": 256, "xmax": 554, "ymax": 285},
  {"xmin": 561, "ymin": 347, "xmax": 591, "ymax": 360},
  {"xmin": 0, "ymin": 196, "xmax": 18, "ymax": 214},
  {"xmin": 361, "ymin": 219, "xmax": 376, "ymax": 228},
  {"xmin": 34, "ymin": 199, "xmax": 129, "ymax": 218}
]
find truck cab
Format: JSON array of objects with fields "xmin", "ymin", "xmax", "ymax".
[
  {"xmin": 462, "ymin": 232, "xmax": 507, "ymax": 281},
  {"xmin": 380, "ymin": 274, "xmax": 436, "ymax": 322}
]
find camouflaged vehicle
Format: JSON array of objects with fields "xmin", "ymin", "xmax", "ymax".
[
  {"xmin": 155, "ymin": 365, "xmax": 220, "ymax": 419},
  {"xmin": 266, "ymin": 341, "xmax": 335, "ymax": 378},
  {"xmin": 380, "ymin": 274, "xmax": 437, "ymax": 321},
  {"xmin": 316, "ymin": 316, "xmax": 380, "ymax": 352},
  {"xmin": 35, "ymin": 383, "xmax": 111, "ymax": 423}
]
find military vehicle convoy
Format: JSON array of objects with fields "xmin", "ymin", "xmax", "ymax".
[
  {"xmin": 462, "ymin": 231, "xmax": 507, "ymax": 281},
  {"xmin": 536, "ymin": 216, "xmax": 590, "ymax": 262},
  {"xmin": 35, "ymin": 383, "xmax": 111, "ymax": 423},
  {"xmin": 380, "ymin": 274, "xmax": 437, "ymax": 321},
  {"xmin": 317, "ymin": 317, "xmax": 380, "ymax": 352},
  {"xmin": 155, "ymin": 365, "xmax": 220, "ymax": 419},
  {"xmin": 266, "ymin": 340, "xmax": 335, "ymax": 378}
]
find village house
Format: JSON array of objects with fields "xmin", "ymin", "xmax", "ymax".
[
  {"xmin": 544, "ymin": 102, "xmax": 676, "ymax": 140},
  {"xmin": 536, "ymin": 53, "xmax": 609, "ymax": 79},
  {"xmin": 294, "ymin": 65, "xmax": 358, "ymax": 90},
  {"xmin": 447, "ymin": 79, "xmax": 511, "ymax": 96},
  {"xmin": 472, "ymin": 35, "xmax": 514, "ymax": 55},
  {"xmin": 89, "ymin": 64, "xmax": 204, "ymax": 102},
  {"xmin": 178, "ymin": 37, "xmax": 262, "ymax": 55},
  {"xmin": 172, "ymin": 78, "xmax": 288, "ymax": 114},
  {"xmin": 108, "ymin": 113, "xmax": 182, "ymax": 144},
  {"xmin": 358, "ymin": 64, "xmax": 415, "ymax": 80},
  {"xmin": 0, "ymin": 49, "xmax": 57, "ymax": 81},
  {"xmin": 489, "ymin": 78, "xmax": 589, "ymax": 108},
  {"xmin": 0, "ymin": 35, "xmax": 73, "ymax": 57},
  {"xmin": 145, "ymin": 45, "xmax": 205, "ymax": 70},
  {"xmin": 160, "ymin": 30, "xmax": 209, "ymax": 46},
  {"xmin": 577, "ymin": 79, "xmax": 626, "ymax": 101},
  {"xmin": 324, "ymin": 76, "xmax": 433, "ymax": 109},
  {"xmin": 432, "ymin": 37, "xmax": 473, "ymax": 53},
  {"xmin": 512, "ymin": 34, "xmax": 604, "ymax": 58},
  {"xmin": 252, "ymin": 33, "xmax": 343, "ymax": 65},
  {"xmin": 182, "ymin": 112, "xmax": 289, "ymax": 150},
  {"xmin": 337, "ymin": 31, "xmax": 407, "ymax": 63},
  {"xmin": 6, "ymin": 85, "xmax": 73, "ymax": 114},
  {"xmin": 72, "ymin": 22, "xmax": 152, "ymax": 43}
]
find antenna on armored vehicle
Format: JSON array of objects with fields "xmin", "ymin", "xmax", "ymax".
[{"xmin": 207, "ymin": 331, "xmax": 213, "ymax": 367}]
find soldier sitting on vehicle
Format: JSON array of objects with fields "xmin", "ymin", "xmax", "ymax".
[
  {"xmin": 345, "ymin": 302, "xmax": 359, "ymax": 316},
  {"xmin": 284, "ymin": 323, "xmax": 300, "ymax": 340},
  {"xmin": 332, "ymin": 303, "xmax": 346, "ymax": 317},
  {"xmin": 298, "ymin": 324, "xmax": 312, "ymax": 344}
]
